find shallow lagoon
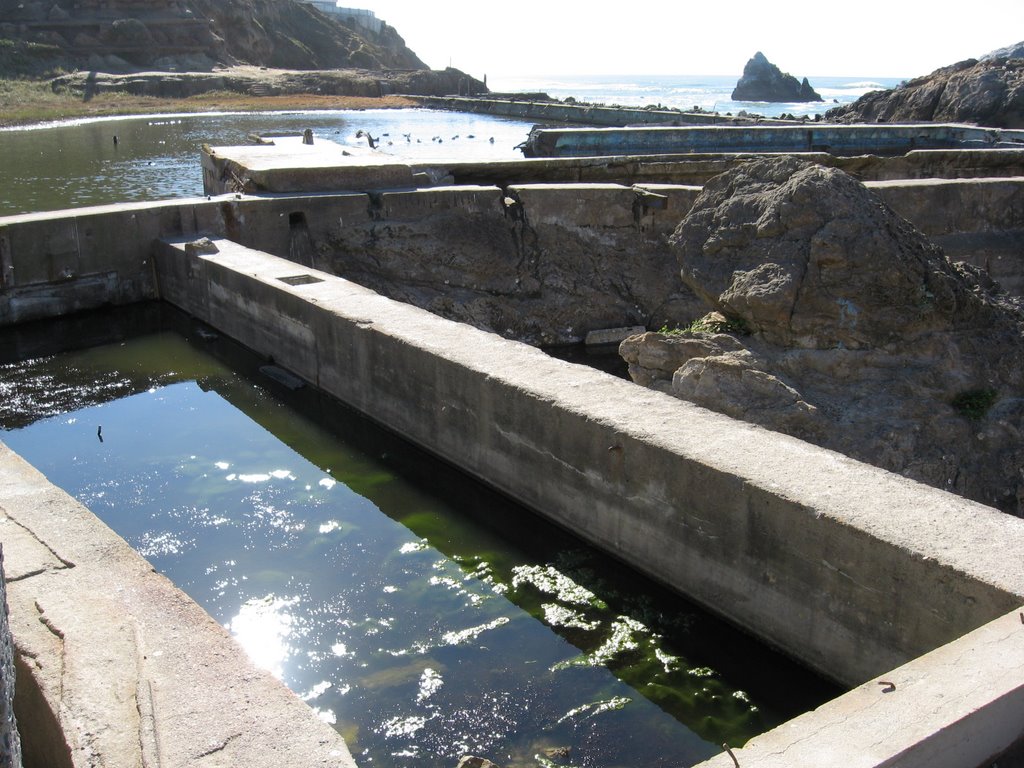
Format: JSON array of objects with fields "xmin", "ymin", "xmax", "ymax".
[
  {"xmin": 0, "ymin": 108, "xmax": 534, "ymax": 216},
  {"xmin": 0, "ymin": 306, "xmax": 839, "ymax": 768}
]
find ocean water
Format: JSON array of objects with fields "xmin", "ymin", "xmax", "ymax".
[{"xmin": 489, "ymin": 73, "xmax": 904, "ymax": 119}]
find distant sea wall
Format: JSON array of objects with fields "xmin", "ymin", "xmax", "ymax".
[{"xmin": 412, "ymin": 95, "xmax": 760, "ymax": 127}]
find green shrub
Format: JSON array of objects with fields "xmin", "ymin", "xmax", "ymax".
[{"xmin": 951, "ymin": 388, "xmax": 997, "ymax": 420}]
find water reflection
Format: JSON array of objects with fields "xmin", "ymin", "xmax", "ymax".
[
  {"xmin": 0, "ymin": 309, "xmax": 841, "ymax": 768},
  {"xmin": 0, "ymin": 109, "xmax": 534, "ymax": 216},
  {"xmin": 227, "ymin": 593, "xmax": 302, "ymax": 679}
]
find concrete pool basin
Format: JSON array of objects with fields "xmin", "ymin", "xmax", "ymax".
[{"xmin": 3, "ymin": 150, "xmax": 1024, "ymax": 765}]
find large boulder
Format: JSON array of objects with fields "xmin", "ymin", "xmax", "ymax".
[
  {"xmin": 731, "ymin": 52, "xmax": 823, "ymax": 102},
  {"xmin": 670, "ymin": 156, "xmax": 996, "ymax": 349},
  {"xmin": 622, "ymin": 156, "xmax": 1024, "ymax": 514}
]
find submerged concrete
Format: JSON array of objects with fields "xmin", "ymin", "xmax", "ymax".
[{"xmin": 521, "ymin": 123, "xmax": 1024, "ymax": 158}]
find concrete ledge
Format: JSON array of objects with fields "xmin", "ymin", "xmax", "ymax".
[
  {"xmin": 0, "ymin": 442, "xmax": 357, "ymax": 768},
  {"xmin": 695, "ymin": 606, "xmax": 1024, "ymax": 768},
  {"xmin": 202, "ymin": 140, "xmax": 415, "ymax": 194},
  {"xmin": 521, "ymin": 123, "xmax": 1008, "ymax": 158}
]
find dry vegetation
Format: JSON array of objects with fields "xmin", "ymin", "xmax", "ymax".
[{"xmin": 0, "ymin": 79, "xmax": 418, "ymax": 127}]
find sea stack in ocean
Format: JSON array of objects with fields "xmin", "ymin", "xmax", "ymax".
[{"xmin": 732, "ymin": 52, "xmax": 823, "ymax": 102}]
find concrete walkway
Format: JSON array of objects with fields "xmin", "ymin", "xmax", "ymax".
[{"xmin": 0, "ymin": 442, "xmax": 357, "ymax": 767}]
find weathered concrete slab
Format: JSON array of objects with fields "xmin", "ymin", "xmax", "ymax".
[
  {"xmin": 510, "ymin": 183, "xmax": 636, "ymax": 228},
  {"xmin": 202, "ymin": 137, "xmax": 415, "ymax": 194},
  {"xmin": 0, "ymin": 547, "xmax": 22, "ymax": 768},
  {"xmin": 868, "ymin": 176, "xmax": 1024, "ymax": 295},
  {"xmin": 0, "ymin": 443, "xmax": 357, "ymax": 768},
  {"xmin": 585, "ymin": 326, "xmax": 647, "ymax": 346},
  {"xmin": 379, "ymin": 184, "xmax": 504, "ymax": 220},
  {"xmin": 694, "ymin": 605, "xmax": 1024, "ymax": 768}
]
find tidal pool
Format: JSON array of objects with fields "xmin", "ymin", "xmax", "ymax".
[{"xmin": 0, "ymin": 305, "xmax": 839, "ymax": 768}]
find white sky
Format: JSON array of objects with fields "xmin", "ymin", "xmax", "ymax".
[{"xmin": 369, "ymin": 1, "xmax": 1023, "ymax": 80}]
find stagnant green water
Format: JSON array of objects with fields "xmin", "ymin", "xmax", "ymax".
[{"xmin": 0, "ymin": 306, "xmax": 840, "ymax": 768}]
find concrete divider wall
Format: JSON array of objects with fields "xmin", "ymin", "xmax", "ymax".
[
  {"xmin": 522, "ymin": 124, "xmax": 1007, "ymax": 158},
  {"xmin": 154, "ymin": 237, "xmax": 1024, "ymax": 687},
  {"xmin": 0, "ymin": 195, "xmax": 368, "ymax": 325},
  {"xmin": 3, "ymin": 176, "xmax": 1024, "ymax": 341},
  {"xmin": 150, "ymin": 237, "xmax": 1024, "ymax": 766},
  {"xmin": 440, "ymin": 150, "xmax": 1024, "ymax": 189}
]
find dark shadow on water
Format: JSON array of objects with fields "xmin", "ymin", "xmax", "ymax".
[{"xmin": 543, "ymin": 342, "xmax": 631, "ymax": 379}]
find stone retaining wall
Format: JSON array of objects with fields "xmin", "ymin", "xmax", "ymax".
[{"xmin": 3, "ymin": 177, "xmax": 1022, "ymax": 341}]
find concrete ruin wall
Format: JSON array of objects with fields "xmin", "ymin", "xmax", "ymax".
[
  {"xmin": 154, "ymin": 236, "xmax": 1024, "ymax": 683},
  {"xmin": 2, "ymin": 191, "xmax": 1024, "ymax": 766},
  {"xmin": 150, "ymin": 237, "xmax": 1024, "ymax": 767},
  {"xmin": 869, "ymin": 176, "xmax": 1024, "ymax": 295},
  {"xmin": 2, "ymin": 177, "xmax": 1023, "ymax": 342}
]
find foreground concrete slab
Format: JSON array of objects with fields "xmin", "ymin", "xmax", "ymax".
[
  {"xmin": 0, "ymin": 443, "xmax": 357, "ymax": 768},
  {"xmin": 695, "ymin": 606, "xmax": 1024, "ymax": 768}
]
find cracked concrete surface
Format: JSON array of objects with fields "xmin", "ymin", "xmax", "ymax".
[
  {"xmin": 0, "ymin": 442, "xmax": 356, "ymax": 768},
  {"xmin": 695, "ymin": 607, "xmax": 1024, "ymax": 768}
]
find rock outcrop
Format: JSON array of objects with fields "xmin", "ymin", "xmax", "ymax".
[
  {"xmin": 731, "ymin": 52, "xmax": 822, "ymax": 103},
  {"xmin": 0, "ymin": 0, "xmax": 429, "ymax": 74},
  {"xmin": 621, "ymin": 156, "xmax": 1024, "ymax": 514},
  {"xmin": 826, "ymin": 53, "xmax": 1024, "ymax": 128},
  {"xmin": 982, "ymin": 40, "xmax": 1024, "ymax": 61},
  {"xmin": 49, "ymin": 65, "xmax": 485, "ymax": 99}
]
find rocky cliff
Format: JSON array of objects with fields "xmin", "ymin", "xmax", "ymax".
[
  {"xmin": 731, "ymin": 52, "xmax": 822, "ymax": 102},
  {"xmin": 621, "ymin": 156, "xmax": 1024, "ymax": 514},
  {"xmin": 0, "ymin": 0, "xmax": 427, "ymax": 74},
  {"xmin": 825, "ymin": 52, "xmax": 1024, "ymax": 128}
]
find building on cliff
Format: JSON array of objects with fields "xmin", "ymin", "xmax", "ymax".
[{"xmin": 299, "ymin": 2, "xmax": 384, "ymax": 35}]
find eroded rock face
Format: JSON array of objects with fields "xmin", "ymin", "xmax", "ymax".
[
  {"xmin": 671, "ymin": 156, "xmax": 997, "ymax": 349},
  {"xmin": 0, "ymin": 0, "xmax": 430, "ymax": 74},
  {"xmin": 623, "ymin": 156, "xmax": 1024, "ymax": 513},
  {"xmin": 826, "ymin": 55, "xmax": 1024, "ymax": 128},
  {"xmin": 731, "ymin": 52, "xmax": 823, "ymax": 103}
]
